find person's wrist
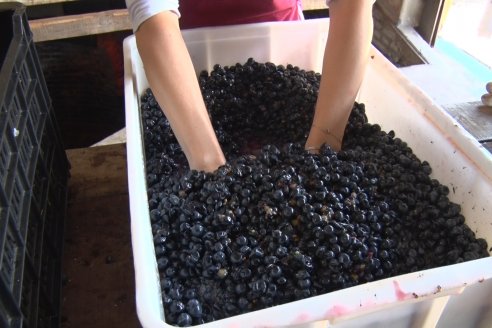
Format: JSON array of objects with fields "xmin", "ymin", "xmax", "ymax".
[
  {"xmin": 305, "ymin": 125, "xmax": 343, "ymax": 152},
  {"xmin": 188, "ymin": 148, "xmax": 226, "ymax": 172},
  {"xmin": 311, "ymin": 124, "xmax": 343, "ymax": 146}
]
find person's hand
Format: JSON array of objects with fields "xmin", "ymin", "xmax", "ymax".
[
  {"xmin": 482, "ymin": 82, "xmax": 492, "ymax": 107},
  {"xmin": 305, "ymin": 0, "xmax": 374, "ymax": 152},
  {"xmin": 136, "ymin": 12, "xmax": 226, "ymax": 172}
]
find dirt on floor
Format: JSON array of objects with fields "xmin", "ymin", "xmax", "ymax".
[{"xmin": 61, "ymin": 144, "xmax": 140, "ymax": 328}]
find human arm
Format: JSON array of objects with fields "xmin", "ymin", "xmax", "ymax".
[
  {"xmin": 305, "ymin": 0, "xmax": 374, "ymax": 151},
  {"xmin": 135, "ymin": 11, "xmax": 226, "ymax": 172}
]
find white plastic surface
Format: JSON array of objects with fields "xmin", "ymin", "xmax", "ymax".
[{"xmin": 123, "ymin": 19, "xmax": 492, "ymax": 328}]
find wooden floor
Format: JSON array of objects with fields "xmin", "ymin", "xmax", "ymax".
[
  {"xmin": 61, "ymin": 144, "xmax": 139, "ymax": 328},
  {"xmin": 444, "ymin": 101, "xmax": 492, "ymax": 153}
]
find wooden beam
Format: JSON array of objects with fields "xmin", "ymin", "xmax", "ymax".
[
  {"xmin": 417, "ymin": 0, "xmax": 445, "ymax": 46},
  {"xmin": 20, "ymin": 0, "xmax": 327, "ymax": 10},
  {"xmin": 14, "ymin": 0, "xmax": 78, "ymax": 5},
  {"xmin": 376, "ymin": 0, "xmax": 404, "ymax": 24},
  {"xmin": 21, "ymin": 0, "xmax": 327, "ymax": 10},
  {"xmin": 66, "ymin": 144, "xmax": 129, "ymax": 199},
  {"xmin": 29, "ymin": 9, "xmax": 131, "ymax": 42},
  {"xmin": 302, "ymin": 0, "xmax": 328, "ymax": 11},
  {"xmin": 444, "ymin": 101, "xmax": 492, "ymax": 142},
  {"xmin": 27, "ymin": 0, "xmax": 328, "ymax": 42}
]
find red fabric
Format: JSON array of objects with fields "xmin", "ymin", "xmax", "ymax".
[{"xmin": 178, "ymin": 0, "xmax": 301, "ymax": 29}]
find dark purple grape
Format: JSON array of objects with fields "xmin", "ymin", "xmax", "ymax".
[{"xmin": 140, "ymin": 58, "xmax": 489, "ymax": 326}]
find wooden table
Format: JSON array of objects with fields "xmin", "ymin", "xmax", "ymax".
[{"xmin": 444, "ymin": 101, "xmax": 492, "ymax": 153}]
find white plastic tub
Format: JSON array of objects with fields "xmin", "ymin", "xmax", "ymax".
[{"xmin": 123, "ymin": 18, "xmax": 492, "ymax": 328}]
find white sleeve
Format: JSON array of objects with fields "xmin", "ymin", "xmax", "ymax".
[{"xmin": 126, "ymin": 0, "xmax": 180, "ymax": 32}]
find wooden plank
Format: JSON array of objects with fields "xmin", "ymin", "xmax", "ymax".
[
  {"xmin": 29, "ymin": 8, "xmax": 131, "ymax": 42},
  {"xmin": 416, "ymin": 0, "xmax": 445, "ymax": 46},
  {"xmin": 444, "ymin": 101, "xmax": 492, "ymax": 142},
  {"xmin": 376, "ymin": 0, "xmax": 403, "ymax": 24},
  {"xmin": 22, "ymin": 0, "xmax": 327, "ymax": 10},
  {"xmin": 26, "ymin": 1, "xmax": 329, "ymax": 42},
  {"xmin": 21, "ymin": 0, "xmax": 327, "ymax": 10},
  {"xmin": 62, "ymin": 193, "xmax": 138, "ymax": 328},
  {"xmin": 14, "ymin": 0, "xmax": 78, "ymax": 5},
  {"xmin": 482, "ymin": 141, "xmax": 492, "ymax": 154},
  {"xmin": 66, "ymin": 143, "xmax": 128, "ymax": 200},
  {"xmin": 302, "ymin": 0, "xmax": 328, "ymax": 11},
  {"xmin": 63, "ymin": 143, "xmax": 139, "ymax": 328}
]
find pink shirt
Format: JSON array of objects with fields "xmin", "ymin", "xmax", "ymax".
[
  {"xmin": 125, "ymin": 0, "xmax": 306, "ymax": 32},
  {"xmin": 125, "ymin": 1, "xmax": 375, "ymax": 32}
]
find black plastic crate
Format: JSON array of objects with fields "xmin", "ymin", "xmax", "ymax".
[
  {"xmin": 39, "ymin": 238, "xmax": 61, "ymax": 313},
  {"xmin": 31, "ymin": 160, "xmax": 49, "ymax": 218},
  {"xmin": 9, "ymin": 172, "xmax": 29, "ymax": 239},
  {"xmin": 0, "ymin": 3, "xmax": 70, "ymax": 328},
  {"xmin": 17, "ymin": 119, "xmax": 39, "ymax": 186},
  {"xmin": 24, "ymin": 200, "xmax": 44, "ymax": 275},
  {"xmin": 36, "ymin": 292, "xmax": 58, "ymax": 328},
  {"xmin": 20, "ymin": 262, "xmax": 39, "ymax": 328},
  {"xmin": 0, "ymin": 115, "xmax": 17, "ymax": 188},
  {"xmin": 38, "ymin": 118, "xmax": 56, "ymax": 180},
  {"xmin": 0, "ymin": 213, "xmax": 25, "ymax": 327}
]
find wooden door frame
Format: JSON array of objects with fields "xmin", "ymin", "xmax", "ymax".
[{"xmin": 416, "ymin": 0, "xmax": 446, "ymax": 46}]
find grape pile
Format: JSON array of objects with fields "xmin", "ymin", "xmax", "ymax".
[{"xmin": 141, "ymin": 59, "xmax": 489, "ymax": 327}]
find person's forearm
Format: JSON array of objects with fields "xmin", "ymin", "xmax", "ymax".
[
  {"xmin": 306, "ymin": 0, "xmax": 374, "ymax": 151},
  {"xmin": 136, "ymin": 12, "xmax": 225, "ymax": 172}
]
